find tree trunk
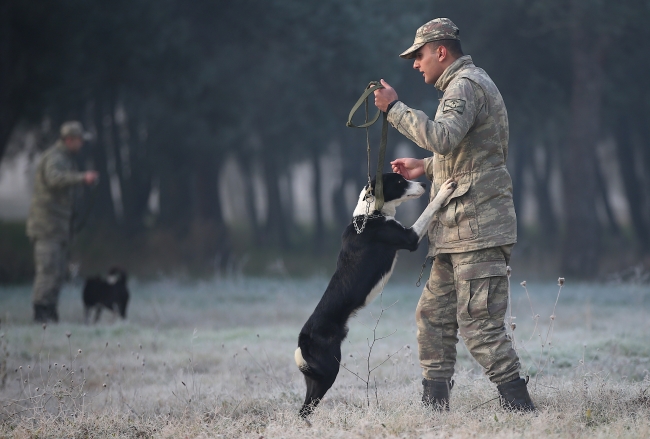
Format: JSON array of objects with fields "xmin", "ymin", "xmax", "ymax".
[
  {"xmin": 0, "ymin": 0, "xmax": 15, "ymax": 161},
  {"xmin": 195, "ymin": 154, "xmax": 224, "ymax": 224},
  {"xmin": 108, "ymin": 94, "xmax": 127, "ymax": 226},
  {"xmin": 235, "ymin": 151, "xmax": 262, "ymax": 243},
  {"xmin": 88, "ymin": 95, "xmax": 118, "ymax": 228},
  {"xmin": 194, "ymin": 153, "xmax": 231, "ymax": 268},
  {"xmin": 311, "ymin": 148, "xmax": 324, "ymax": 252},
  {"xmin": 594, "ymin": 159, "xmax": 619, "ymax": 236},
  {"xmin": 158, "ymin": 152, "xmax": 192, "ymax": 233},
  {"xmin": 640, "ymin": 124, "xmax": 650, "ymax": 253},
  {"xmin": 615, "ymin": 121, "xmax": 650, "ymax": 249},
  {"xmin": 510, "ymin": 138, "xmax": 528, "ymax": 242},
  {"xmin": 532, "ymin": 143, "xmax": 558, "ymax": 239},
  {"xmin": 106, "ymin": 95, "xmax": 153, "ymax": 235},
  {"xmin": 561, "ymin": 2, "xmax": 605, "ymax": 277},
  {"xmin": 123, "ymin": 114, "xmax": 153, "ymax": 235},
  {"xmin": 261, "ymin": 147, "xmax": 290, "ymax": 249}
]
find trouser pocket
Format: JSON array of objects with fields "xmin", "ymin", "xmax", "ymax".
[
  {"xmin": 456, "ymin": 260, "xmax": 508, "ymax": 320},
  {"xmin": 33, "ymin": 240, "xmax": 67, "ymax": 305}
]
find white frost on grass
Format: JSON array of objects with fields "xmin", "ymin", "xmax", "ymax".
[{"xmin": 0, "ymin": 277, "xmax": 649, "ymax": 438}]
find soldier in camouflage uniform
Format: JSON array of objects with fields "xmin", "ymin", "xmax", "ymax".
[
  {"xmin": 373, "ymin": 18, "xmax": 534, "ymax": 411},
  {"xmin": 26, "ymin": 121, "xmax": 98, "ymax": 323}
]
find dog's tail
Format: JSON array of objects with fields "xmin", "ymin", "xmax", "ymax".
[
  {"xmin": 295, "ymin": 332, "xmax": 310, "ymax": 371},
  {"xmin": 295, "ymin": 332, "xmax": 319, "ymax": 376},
  {"xmin": 294, "ymin": 347, "xmax": 308, "ymax": 371}
]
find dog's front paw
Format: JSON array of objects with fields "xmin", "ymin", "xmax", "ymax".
[{"xmin": 434, "ymin": 178, "xmax": 457, "ymax": 204}]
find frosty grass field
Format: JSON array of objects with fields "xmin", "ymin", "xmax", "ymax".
[{"xmin": 1, "ymin": 274, "xmax": 650, "ymax": 438}]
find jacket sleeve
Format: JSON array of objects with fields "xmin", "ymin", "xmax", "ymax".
[
  {"xmin": 387, "ymin": 78, "xmax": 479, "ymax": 156},
  {"xmin": 43, "ymin": 154, "xmax": 85, "ymax": 189}
]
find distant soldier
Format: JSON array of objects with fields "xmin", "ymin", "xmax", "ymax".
[
  {"xmin": 26, "ymin": 121, "xmax": 98, "ymax": 323},
  {"xmin": 373, "ymin": 19, "xmax": 534, "ymax": 411}
]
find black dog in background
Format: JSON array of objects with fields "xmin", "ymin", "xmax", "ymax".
[{"xmin": 83, "ymin": 266, "xmax": 129, "ymax": 324}]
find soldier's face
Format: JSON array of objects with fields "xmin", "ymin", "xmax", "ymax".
[
  {"xmin": 413, "ymin": 43, "xmax": 446, "ymax": 85},
  {"xmin": 63, "ymin": 136, "xmax": 84, "ymax": 153}
]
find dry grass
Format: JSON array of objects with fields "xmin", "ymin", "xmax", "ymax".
[{"xmin": 1, "ymin": 275, "xmax": 650, "ymax": 438}]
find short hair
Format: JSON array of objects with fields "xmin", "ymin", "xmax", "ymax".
[{"xmin": 428, "ymin": 39, "xmax": 464, "ymax": 58}]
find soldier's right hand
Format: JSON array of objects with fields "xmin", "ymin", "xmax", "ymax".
[
  {"xmin": 83, "ymin": 171, "xmax": 99, "ymax": 185},
  {"xmin": 390, "ymin": 158, "xmax": 425, "ymax": 180}
]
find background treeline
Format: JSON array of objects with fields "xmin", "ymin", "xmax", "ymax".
[{"xmin": 1, "ymin": 0, "xmax": 649, "ymax": 281}]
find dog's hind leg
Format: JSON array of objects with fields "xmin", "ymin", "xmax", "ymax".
[
  {"xmin": 300, "ymin": 373, "xmax": 337, "ymax": 418},
  {"xmin": 93, "ymin": 306, "xmax": 102, "ymax": 324},
  {"xmin": 111, "ymin": 303, "xmax": 121, "ymax": 322},
  {"xmin": 297, "ymin": 347, "xmax": 340, "ymax": 417},
  {"xmin": 299, "ymin": 376, "xmax": 322, "ymax": 417}
]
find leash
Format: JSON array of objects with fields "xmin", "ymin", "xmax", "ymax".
[
  {"xmin": 71, "ymin": 183, "xmax": 99, "ymax": 237},
  {"xmin": 347, "ymin": 83, "xmax": 434, "ymax": 285},
  {"xmin": 347, "ymin": 81, "xmax": 389, "ymax": 232},
  {"xmin": 416, "ymin": 256, "xmax": 434, "ymax": 287}
]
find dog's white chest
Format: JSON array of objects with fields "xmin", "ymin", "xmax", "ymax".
[{"xmin": 364, "ymin": 255, "xmax": 398, "ymax": 306}]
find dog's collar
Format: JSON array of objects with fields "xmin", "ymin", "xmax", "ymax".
[
  {"xmin": 352, "ymin": 210, "xmax": 384, "ymax": 234},
  {"xmin": 352, "ymin": 210, "xmax": 384, "ymax": 222}
]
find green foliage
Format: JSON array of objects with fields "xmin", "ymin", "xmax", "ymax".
[{"xmin": 2, "ymin": 0, "xmax": 650, "ymax": 276}]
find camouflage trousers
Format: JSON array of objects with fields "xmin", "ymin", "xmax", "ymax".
[
  {"xmin": 32, "ymin": 239, "xmax": 69, "ymax": 307},
  {"xmin": 415, "ymin": 245, "xmax": 520, "ymax": 385}
]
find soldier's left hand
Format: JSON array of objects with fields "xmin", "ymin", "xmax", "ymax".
[
  {"xmin": 374, "ymin": 79, "xmax": 398, "ymax": 112},
  {"xmin": 83, "ymin": 171, "xmax": 99, "ymax": 185}
]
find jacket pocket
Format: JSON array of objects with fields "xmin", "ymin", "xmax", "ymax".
[{"xmin": 437, "ymin": 192, "xmax": 479, "ymax": 243}]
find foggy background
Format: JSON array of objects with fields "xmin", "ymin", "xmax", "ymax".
[{"xmin": 1, "ymin": 0, "xmax": 649, "ymax": 283}]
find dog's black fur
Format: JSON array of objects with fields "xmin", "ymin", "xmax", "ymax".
[
  {"xmin": 295, "ymin": 173, "xmax": 456, "ymax": 417},
  {"xmin": 83, "ymin": 266, "xmax": 129, "ymax": 324}
]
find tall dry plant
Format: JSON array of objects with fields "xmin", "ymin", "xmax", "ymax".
[
  {"xmin": 0, "ymin": 325, "xmax": 108, "ymax": 423},
  {"xmin": 338, "ymin": 294, "xmax": 405, "ymax": 408},
  {"xmin": 505, "ymin": 268, "xmax": 565, "ymax": 389}
]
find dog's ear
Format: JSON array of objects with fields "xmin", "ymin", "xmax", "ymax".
[{"xmin": 362, "ymin": 178, "xmax": 377, "ymax": 200}]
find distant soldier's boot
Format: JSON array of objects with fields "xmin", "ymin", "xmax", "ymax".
[
  {"xmin": 33, "ymin": 305, "xmax": 58, "ymax": 323},
  {"xmin": 46, "ymin": 305, "xmax": 59, "ymax": 323},
  {"xmin": 33, "ymin": 305, "xmax": 48, "ymax": 323},
  {"xmin": 497, "ymin": 377, "xmax": 535, "ymax": 412},
  {"xmin": 422, "ymin": 379, "xmax": 453, "ymax": 411}
]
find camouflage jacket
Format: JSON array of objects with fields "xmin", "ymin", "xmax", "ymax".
[
  {"xmin": 387, "ymin": 55, "xmax": 517, "ymax": 255},
  {"xmin": 26, "ymin": 141, "xmax": 85, "ymax": 241}
]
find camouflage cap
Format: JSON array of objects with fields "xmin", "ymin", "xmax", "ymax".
[
  {"xmin": 399, "ymin": 18, "xmax": 460, "ymax": 59},
  {"xmin": 60, "ymin": 121, "xmax": 92, "ymax": 140}
]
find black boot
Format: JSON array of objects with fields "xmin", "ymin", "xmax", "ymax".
[
  {"xmin": 33, "ymin": 305, "xmax": 48, "ymax": 323},
  {"xmin": 47, "ymin": 305, "xmax": 59, "ymax": 323},
  {"xmin": 33, "ymin": 305, "xmax": 58, "ymax": 323},
  {"xmin": 497, "ymin": 377, "xmax": 535, "ymax": 412},
  {"xmin": 422, "ymin": 379, "xmax": 453, "ymax": 411}
]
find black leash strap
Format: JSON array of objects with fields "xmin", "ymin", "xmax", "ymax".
[
  {"xmin": 346, "ymin": 81, "xmax": 389, "ymax": 212},
  {"xmin": 416, "ymin": 256, "xmax": 434, "ymax": 287},
  {"xmin": 346, "ymin": 82, "xmax": 383, "ymax": 129},
  {"xmin": 71, "ymin": 183, "xmax": 99, "ymax": 237}
]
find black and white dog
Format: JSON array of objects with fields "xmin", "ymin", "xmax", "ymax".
[
  {"xmin": 82, "ymin": 266, "xmax": 130, "ymax": 324},
  {"xmin": 295, "ymin": 172, "xmax": 456, "ymax": 417}
]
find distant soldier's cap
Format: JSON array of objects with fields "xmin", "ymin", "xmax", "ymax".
[
  {"xmin": 60, "ymin": 121, "xmax": 92, "ymax": 140},
  {"xmin": 399, "ymin": 18, "xmax": 460, "ymax": 59}
]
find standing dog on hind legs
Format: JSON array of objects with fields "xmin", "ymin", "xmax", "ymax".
[{"xmin": 295, "ymin": 173, "xmax": 456, "ymax": 417}]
